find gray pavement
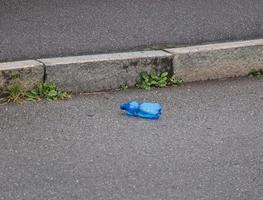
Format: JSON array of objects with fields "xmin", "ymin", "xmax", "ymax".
[
  {"xmin": 1, "ymin": 0, "xmax": 263, "ymax": 62},
  {"xmin": 0, "ymin": 78, "xmax": 263, "ymax": 200}
]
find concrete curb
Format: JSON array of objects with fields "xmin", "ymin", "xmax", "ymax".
[
  {"xmin": 0, "ymin": 39, "xmax": 263, "ymax": 94},
  {"xmin": 38, "ymin": 51, "xmax": 172, "ymax": 93},
  {"xmin": 0, "ymin": 60, "xmax": 44, "ymax": 92},
  {"xmin": 165, "ymin": 39, "xmax": 263, "ymax": 82}
]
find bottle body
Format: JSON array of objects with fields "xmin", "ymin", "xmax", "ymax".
[{"xmin": 120, "ymin": 101, "xmax": 161, "ymax": 119}]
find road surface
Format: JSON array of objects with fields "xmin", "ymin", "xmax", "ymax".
[{"xmin": 0, "ymin": 78, "xmax": 263, "ymax": 199}]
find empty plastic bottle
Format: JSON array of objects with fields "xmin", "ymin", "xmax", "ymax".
[{"xmin": 120, "ymin": 101, "xmax": 161, "ymax": 119}]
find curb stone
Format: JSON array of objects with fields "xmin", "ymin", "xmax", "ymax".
[
  {"xmin": 165, "ymin": 39, "xmax": 263, "ymax": 82},
  {"xmin": 39, "ymin": 51, "xmax": 173, "ymax": 93},
  {"xmin": 0, "ymin": 60, "xmax": 44, "ymax": 92},
  {"xmin": 0, "ymin": 39, "xmax": 263, "ymax": 94}
]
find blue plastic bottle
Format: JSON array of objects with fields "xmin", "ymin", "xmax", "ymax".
[{"xmin": 120, "ymin": 101, "xmax": 161, "ymax": 119}]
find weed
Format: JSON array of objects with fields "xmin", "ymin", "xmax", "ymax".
[
  {"xmin": 2, "ymin": 82, "xmax": 69, "ymax": 103},
  {"xmin": 26, "ymin": 82, "xmax": 69, "ymax": 101},
  {"xmin": 137, "ymin": 69, "xmax": 183, "ymax": 90},
  {"xmin": 120, "ymin": 82, "xmax": 128, "ymax": 90},
  {"xmin": 248, "ymin": 69, "xmax": 263, "ymax": 78},
  {"xmin": 6, "ymin": 80, "xmax": 25, "ymax": 103},
  {"xmin": 169, "ymin": 75, "xmax": 184, "ymax": 86}
]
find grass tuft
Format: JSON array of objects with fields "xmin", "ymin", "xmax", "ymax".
[{"xmin": 1, "ymin": 81, "xmax": 70, "ymax": 103}]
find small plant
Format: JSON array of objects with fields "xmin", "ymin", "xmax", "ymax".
[
  {"xmin": 2, "ymin": 82, "xmax": 70, "ymax": 103},
  {"xmin": 248, "ymin": 69, "xmax": 263, "ymax": 78},
  {"xmin": 6, "ymin": 80, "xmax": 25, "ymax": 103},
  {"xmin": 169, "ymin": 74, "xmax": 184, "ymax": 86},
  {"xmin": 26, "ymin": 82, "xmax": 69, "ymax": 101},
  {"xmin": 120, "ymin": 82, "xmax": 128, "ymax": 90},
  {"xmin": 137, "ymin": 69, "xmax": 183, "ymax": 90}
]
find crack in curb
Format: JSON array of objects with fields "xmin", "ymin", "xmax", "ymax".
[{"xmin": 35, "ymin": 59, "xmax": 47, "ymax": 83}]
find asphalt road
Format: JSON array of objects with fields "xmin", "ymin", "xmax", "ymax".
[
  {"xmin": 1, "ymin": 0, "xmax": 263, "ymax": 62},
  {"xmin": 0, "ymin": 78, "xmax": 263, "ymax": 200}
]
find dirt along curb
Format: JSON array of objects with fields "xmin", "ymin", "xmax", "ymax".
[
  {"xmin": 0, "ymin": 60, "xmax": 44, "ymax": 92},
  {"xmin": 0, "ymin": 39, "xmax": 263, "ymax": 94}
]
